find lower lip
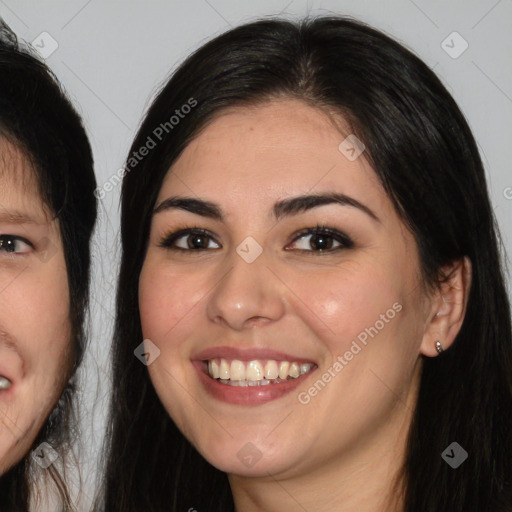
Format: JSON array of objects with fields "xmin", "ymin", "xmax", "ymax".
[{"xmin": 194, "ymin": 362, "xmax": 315, "ymax": 405}]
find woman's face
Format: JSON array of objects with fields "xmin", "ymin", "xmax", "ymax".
[
  {"xmin": 139, "ymin": 99, "xmax": 433, "ymax": 479},
  {"xmin": 0, "ymin": 139, "xmax": 71, "ymax": 474}
]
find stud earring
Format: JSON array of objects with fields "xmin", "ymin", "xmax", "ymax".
[{"xmin": 435, "ymin": 341, "xmax": 444, "ymax": 354}]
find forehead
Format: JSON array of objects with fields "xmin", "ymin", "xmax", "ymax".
[
  {"xmin": 0, "ymin": 136, "xmax": 51, "ymax": 223},
  {"xmin": 159, "ymin": 99, "xmax": 386, "ymax": 213}
]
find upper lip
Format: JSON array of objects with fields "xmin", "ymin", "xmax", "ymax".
[{"xmin": 193, "ymin": 345, "xmax": 316, "ymax": 364}]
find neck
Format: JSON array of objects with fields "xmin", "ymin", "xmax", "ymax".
[{"xmin": 229, "ymin": 446, "xmax": 405, "ymax": 512}]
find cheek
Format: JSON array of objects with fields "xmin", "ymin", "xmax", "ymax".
[
  {"xmin": 1, "ymin": 260, "xmax": 70, "ymax": 351},
  {"xmin": 0, "ymin": 257, "xmax": 71, "ymax": 472},
  {"xmin": 28, "ymin": 263, "xmax": 70, "ymax": 354},
  {"xmin": 139, "ymin": 259, "xmax": 210, "ymax": 345},
  {"xmin": 313, "ymin": 279, "xmax": 423, "ymax": 421},
  {"xmin": 290, "ymin": 261, "xmax": 404, "ymax": 354},
  {"xmin": 26, "ymin": 282, "xmax": 72, "ymax": 405}
]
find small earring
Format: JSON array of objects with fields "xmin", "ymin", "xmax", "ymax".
[{"xmin": 435, "ymin": 341, "xmax": 444, "ymax": 354}]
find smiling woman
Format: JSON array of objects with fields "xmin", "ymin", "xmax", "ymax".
[
  {"xmin": 0, "ymin": 19, "xmax": 97, "ymax": 511},
  {"xmin": 100, "ymin": 16, "xmax": 512, "ymax": 512}
]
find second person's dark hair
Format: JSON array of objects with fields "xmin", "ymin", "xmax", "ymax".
[{"xmin": 0, "ymin": 19, "xmax": 97, "ymax": 511}]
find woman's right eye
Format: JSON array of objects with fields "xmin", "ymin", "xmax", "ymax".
[
  {"xmin": 0, "ymin": 235, "xmax": 33, "ymax": 255},
  {"xmin": 159, "ymin": 228, "xmax": 221, "ymax": 251}
]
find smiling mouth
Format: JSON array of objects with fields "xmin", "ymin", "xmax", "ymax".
[{"xmin": 206, "ymin": 358, "xmax": 316, "ymax": 386}]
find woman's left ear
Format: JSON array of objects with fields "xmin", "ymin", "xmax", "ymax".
[{"xmin": 420, "ymin": 256, "xmax": 472, "ymax": 357}]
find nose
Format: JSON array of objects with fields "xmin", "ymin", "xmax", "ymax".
[{"xmin": 206, "ymin": 248, "xmax": 286, "ymax": 331}]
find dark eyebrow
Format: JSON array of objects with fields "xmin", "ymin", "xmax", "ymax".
[
  {"xmin": 154, "ymin": 197, "xmax": 223, "ymax": 220},
  {"xmin": 273, "ymin": 193, "xmax": 380, "ymax": 223},
  {"xmin": 153, "ymin": 193, "xmax": 380, "ymax": 223}
]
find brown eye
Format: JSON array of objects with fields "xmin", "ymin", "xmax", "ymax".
[
  {"xmin": 287, "ymin": 227, "xmax": 353, "ymax": 253},
  {"xmin": 160, "ymin": 228, "xmax": 221, "ymax": 251},
  {"xmin": 0, "ymin": 235, "xmax": 32, "ymax": 255},
  {"xmin": 185, "ymin": 233, "xmax": 211, "ymax": 249}
]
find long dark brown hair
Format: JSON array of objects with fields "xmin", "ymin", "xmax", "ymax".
[{"xmin": 100, "ymin": 16, "xmax": 512, "ymax": 511}]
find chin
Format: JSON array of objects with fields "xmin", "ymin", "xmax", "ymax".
[{"xmin": 194, "ymin": 433, "xmax": 305, "ymax": 478}]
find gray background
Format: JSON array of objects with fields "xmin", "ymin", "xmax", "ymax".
[{"xmin": 1, "ymin": 0, "xmax": 511, "ymax": 509}]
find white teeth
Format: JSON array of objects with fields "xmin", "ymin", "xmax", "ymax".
[
  {"xmin": 0, "ymin": 376, "xmax": 12, "ymax": 390},
  {"xmin": 220, "ymin": 377, "xmax": 289, "ymax": 387},
  {"xmin": 278, "ymin": 361, "xmax": 290, "ymax": 380},
  {"xmin": 246, "ymin": 361, "xmax": 264, "ymax": 381},
  {"xmin": 300, "ymin": 363, "xmax": 313, "ymax": 376},
  {"xmin": 206, "ymin": 358, "xmax": 314, "ymax": 383},
  {"xmin": 220, "ymin": 379, "xmax": 248, "ymax": 387},
  {"xmin": 264, "ymin": 360, "xmax": 279, "ymax": 380},
  {"xmin": 230, "ymin": 360, "xmax": 245, "ymax": 380},
  {"xmin": 219, "ymin": 359, "xmax": 230, "ymax": 380},
  {"xmin": 209, "ymin": 360, "xmax": 220, "ymax": 379},
  {"xmin": 289, "ymin": 362, "xmax": 300, "ymax": 378}
]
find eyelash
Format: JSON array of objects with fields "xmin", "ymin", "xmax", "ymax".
[
  {"xmin": 158, "ymin": 225, "xmax": 354, "ymax": 254},
  {"xmin": 0, "ymin": 235, "xmax": 33, "ymax": 256}
]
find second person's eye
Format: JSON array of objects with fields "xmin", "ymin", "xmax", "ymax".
[{"xmin": 0, "ymin": 235, "xmax": 33, "ymax": 255}]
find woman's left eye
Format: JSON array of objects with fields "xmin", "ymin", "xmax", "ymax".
[
  {"xmin": 0, "ymin": 235, "xmax": 33, "ymax": 255},
  {"xmin": 286, "ymin": 227, "xmax": 354, "ymax": 253}
]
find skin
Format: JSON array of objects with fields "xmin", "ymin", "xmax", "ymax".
[
  {"xmin": 139, "ymin": 99, "xmax": 471, "ymax": 512},
  {"xmin": 0, "ymin": 138, "xmax": 71, "ymax": 475}
]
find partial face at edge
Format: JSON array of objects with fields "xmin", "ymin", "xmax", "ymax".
[
  {"xmin": 0, "ymin": 138, "xmax": 72, "ymax": 475},
  {"xmin": 139, "ymin": 99, "xmax": 432, "ymax": 479}
]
